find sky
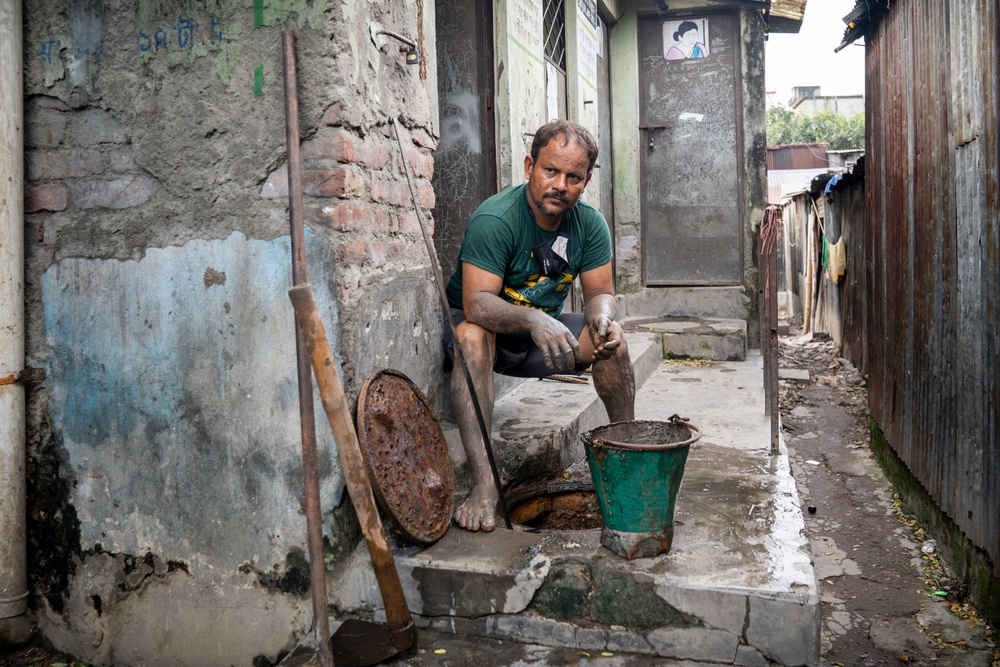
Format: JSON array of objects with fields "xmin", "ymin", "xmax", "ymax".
[{"xmin": 764, "ymin": 0, "xmax": 866, "ymax": 108}]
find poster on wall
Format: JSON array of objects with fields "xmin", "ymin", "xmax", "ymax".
[
  {"xmin": 546, "ymin": 60, "xmax": 560, "ymax": 120},
  {"xmin": 578, "ymin": 0, "xmax": 599, "ymax": 28},
  {"xmin": 663, "ymin": 19, "xmax": 710, "ymax": 60}
]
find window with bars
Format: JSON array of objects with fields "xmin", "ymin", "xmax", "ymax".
[{"xmin": 542, "ymin": 0, "xmax": 566, "ymax": 71}]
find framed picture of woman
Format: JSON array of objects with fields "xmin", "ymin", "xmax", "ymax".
[{"xmin": 663, "ymin": 19, "xmax": 710, "ymax": 60}]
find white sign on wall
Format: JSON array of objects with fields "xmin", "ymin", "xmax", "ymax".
[
  {"xmin": 577, "ymin": 17, "xmax": 598, "ymax": 91},
  {"xmin": 546, "ymin": 60, "xmax": 560, "ymax": 121},
  {"xmin": 510, "ymin": 0, "xmax": 543, "ymax": 51}
]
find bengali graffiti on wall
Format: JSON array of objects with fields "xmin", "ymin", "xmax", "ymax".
[
  {"xmin": 138, "ymin": 16, "xmax": 224, "ymax": 52},
  {"xmin": 35, "ymin": 0, "xmax": 328, "ymax": 93}
]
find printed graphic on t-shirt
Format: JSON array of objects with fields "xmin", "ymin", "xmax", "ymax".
[{"xmin": 503, "ymin": 272, "xmax": 574, "ymax": 312}]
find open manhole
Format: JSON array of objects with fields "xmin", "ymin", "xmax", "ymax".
[{"xmin": 504, "ymin": 477, "xmax": 602, "ymax": 530}]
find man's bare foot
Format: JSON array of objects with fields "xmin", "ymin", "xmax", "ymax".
[{"xmin": 454, "ymin": 481, "xmax": 497, "ymax": 532}]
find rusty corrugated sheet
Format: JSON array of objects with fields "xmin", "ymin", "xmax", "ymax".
[
  {"xmin": 766, "ymin": 144, "xmax": 829, "ymax": 170},
  {"xmin": 861, "ymin": 0, "xmax": 999, "ymax": 576},
  {"xmin": 824, "ymin": 167, "xmax": 865, "ymax": 362}
]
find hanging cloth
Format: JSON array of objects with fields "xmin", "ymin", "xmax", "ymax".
[{"xmin": 827, "ymin": 237, "xmax": 847, "ymax": 284}]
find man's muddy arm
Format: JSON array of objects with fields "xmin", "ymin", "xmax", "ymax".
[
  {"xmin": 462, "ymin": 262, "xmax": 580, "ymax": 371},
  {"xmin": 581, "ymin": 263, "xmax": 623, "ymax": 359}
]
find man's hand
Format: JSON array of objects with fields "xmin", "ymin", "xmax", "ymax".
[
  {"xmin": 529, "ymin": 311, "xmax": 582, "ymax": 371},
  {"xmin": 589, "ymin": 314, "xmax": 624, "ymax": 360}
]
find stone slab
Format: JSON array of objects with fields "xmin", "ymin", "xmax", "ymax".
[
  {"xmin": 779, "ymin": 367, "xmax": 811, "ymax": 382},
  {"xmin": 624, "ymin": 316, "xmax": 747, "ymax": 361},
  {"xmin": 396, "ymin": 528, "xmax": 551, "ymax": 617},
  {"xmin": 625, "ymin": 317, "xmax": 748, "ymax": 336},
  {"xmin": 662, "ymin": 331, "xmax": 747, "ymax": 361}
]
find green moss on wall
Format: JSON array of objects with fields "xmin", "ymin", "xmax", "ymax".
[
  {"xmin": 869, "ymin": 418, "xmax": 1000, "ymax": 629},
  {"xmin": 26, "ymin": 424, "xmax": 82, "ymax": 614},
  {"xmin": 530, "ymin": 558, "xmax": 701, "ymax": 629}
]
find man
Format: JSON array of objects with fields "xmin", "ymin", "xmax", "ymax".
[{"xmin": 445, "ymin": 120, "xmax": 636, "ymax": 532}]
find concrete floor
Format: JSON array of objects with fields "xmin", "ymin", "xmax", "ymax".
[{"xmin": 332, "ymin": 336, "xmax": 821, "ymax": 666}]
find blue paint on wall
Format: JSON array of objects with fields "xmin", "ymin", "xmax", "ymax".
[{"xmin": 42, "ymin": 230, "xmax": 344, "ymax": 571}]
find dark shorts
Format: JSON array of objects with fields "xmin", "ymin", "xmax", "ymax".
[{"xmin": 443, "ymin": 308, "xmax": 590, "ymax": 378}]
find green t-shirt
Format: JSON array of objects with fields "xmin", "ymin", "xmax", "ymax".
[{"xmin": 446, "ymin": 184, "xmax": 612, "ymax": 321}]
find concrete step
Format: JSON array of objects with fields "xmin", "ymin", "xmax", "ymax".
[
  {"xmin": 330, "ymin": 354, "xmax": 820, "ymax": 666},
  {"xmin": 625, "ymin": 316, "xmax": 747, "ymax": 362}
]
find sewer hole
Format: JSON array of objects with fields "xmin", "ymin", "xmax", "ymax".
[{"xmin": 505, "ymin": 479, "xmax": 603, "ymax": 530}]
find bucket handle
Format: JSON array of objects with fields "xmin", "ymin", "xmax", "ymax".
[{"xmin": 669, "ymin": 414, "xmax": 701, "ymax": 448}]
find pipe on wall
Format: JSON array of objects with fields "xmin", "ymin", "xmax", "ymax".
[{"xmin": 0, "ymin": 0, "xmax": 30, "ymax": 645}]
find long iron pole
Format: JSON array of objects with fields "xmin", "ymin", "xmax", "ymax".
[
  {"xmin": 0, "ymin": 0, "xmax": 29, "ymax": 636},
  {"xmin": 282, "ymin": 30, "xmax": 333, "ymax": 666},
  {"xmin": 391, "ymin": 118, "xmax": 512, "ymax": 530}
]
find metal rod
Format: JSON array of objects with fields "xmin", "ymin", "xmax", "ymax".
[
  {"xmin": 282, "ymin": 30, "xmax": 332, "ymax": 666},
  {"xmin": 758, "ymin": 232, "xmax": 770, "ymax": 418},
  {"xmin": 0, "ymin": 0, "xmax": 28, "ymax": 628},
  {"xmin": 390, "ymin": 117, "xmax": 513, "ymax": 530},
  {"xmin": 758, "ymin": 205, "xmax": 782, "ymax": 455},
  {"xmin": 767, "ymin": 226, "xmax": 780, "ymax": 455},
  {"xmin": 376, "ymin": 28, "xmax": 417, "ymax": 50}
]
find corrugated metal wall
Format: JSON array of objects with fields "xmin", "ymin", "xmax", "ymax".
[
  {"xmin": 776, "ymin": 172, "xmax": 864, "ymax": 356},
  {"xmin": 864, "ymin": 0, "xmax": 999, "ymax": 575},
  {"xmin": 766, "ymin": 143, "xmax": 829, "ymax": 170},
  {"xmin": 832, "ymin": 176, "xmax": 866, "ymax": 370}
]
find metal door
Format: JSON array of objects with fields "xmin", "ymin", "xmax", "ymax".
[
  {"xmin": 433, "ymin": 0, "xmax": 497, "ymax": 282},
  {"xmin": 638, "ymin": 12, "xmax": 742, "ymax": 285}
]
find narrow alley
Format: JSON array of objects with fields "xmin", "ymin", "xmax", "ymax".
[{"xmin": 782, "ymin": 331, "xmax": 996, "ymax": 667}]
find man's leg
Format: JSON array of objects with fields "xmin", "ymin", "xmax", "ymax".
[
  {"xmin": 580, "ymin": 326, "xmax": 635, "ymax": 422},
  {"xmin": 450, "ymin": 320, "xmax": 499, "ymax": 531}
]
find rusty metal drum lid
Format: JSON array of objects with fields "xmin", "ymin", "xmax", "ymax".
[{"xmin": 356, "ymin": 368, "xmax": 454, "ymax": 544}]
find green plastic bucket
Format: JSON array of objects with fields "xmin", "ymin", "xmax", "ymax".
[{"xmin": 581, "ymin": 417, "xmax": 701, "ymax": 559}]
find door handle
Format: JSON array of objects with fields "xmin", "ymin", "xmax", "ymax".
[{"xmin": 639, "ymin": 124, "xmax": 673, "ymax": 149}]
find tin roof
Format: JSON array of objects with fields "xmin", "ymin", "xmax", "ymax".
[
  {"xmin": 770, "ymin": 0, "xmax": 807, "ymax": 25},
  {"xmin": 701, "ymin": 0, "xmax": 807, "ymax": 33},
  {"xmin": 767, "ymin": 167, "xmax": 831, "ymax": 203},
  {"xmin": 835, "ymin": 0, "xmax": 885, "ymax": 52}
]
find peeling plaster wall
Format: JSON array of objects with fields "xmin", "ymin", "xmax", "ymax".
[
  {"xmin": 41, "ymin": 232, "xmax": 343, "ymax": 570},
  {"xmin": 21, "ymin": 0, "xmax": 440, "ymax": 664}
]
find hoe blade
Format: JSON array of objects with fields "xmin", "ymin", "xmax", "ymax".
[{"xmin": 330, "ymin": 618, "xmax": 402, "ymax": 667}]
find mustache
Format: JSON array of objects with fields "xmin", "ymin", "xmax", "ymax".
[{"xmin": 543, "ymin": 191, "xmax": 569, "ymax": 202}]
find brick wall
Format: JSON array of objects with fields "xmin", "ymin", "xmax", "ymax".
[{"xmin": 25, "ymin": 97, "xmax": 151, "ymax": 215}]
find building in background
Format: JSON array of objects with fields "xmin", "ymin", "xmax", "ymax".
[{"xmin": 788, "ymin": 85, "xmax": 864, "ymax": 116}]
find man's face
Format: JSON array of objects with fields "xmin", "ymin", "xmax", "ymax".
[{"xmin": 524, "ymin": 135, "xmax": 592, "ymax": 225}]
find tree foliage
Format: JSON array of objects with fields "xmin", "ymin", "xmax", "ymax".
[{"xmin": 766, "ymin": 107, "xmax": 865, "ymax": 150}]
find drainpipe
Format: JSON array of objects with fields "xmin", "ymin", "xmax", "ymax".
[{"xmin": 0, "ymin": 0, "xmax": 31, "ymax": 645}]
